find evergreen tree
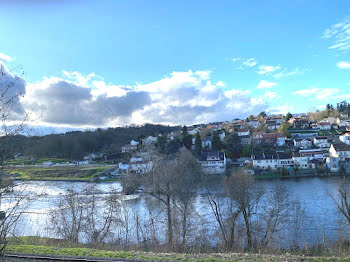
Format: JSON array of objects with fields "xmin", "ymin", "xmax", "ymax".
[
  {"xmin": 194, "ymin": 132, "xmax": 202, "ymax": 156},
  {"xmin": 285, "ymin": 112, "xmax": 292, "ymax": 122},
  {"xmin": 224, "ymin": 133, "xmax": 242, "ymax": 158},
  {"xmin": 211, "ymin": 132, "xmax": 223, "ymax": 151},
  {"xmin": 182, "ymin": 134, "xmax": 193, "ymax": 150}
]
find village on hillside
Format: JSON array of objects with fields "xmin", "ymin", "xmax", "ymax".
[{"xmin": 115, "ymin": 104, "xmax": 350, "ymax": 178}]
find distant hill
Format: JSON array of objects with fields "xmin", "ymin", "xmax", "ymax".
[{"xmin": 5, "ymin": 124, "xmax": 180, "ymax": 160}]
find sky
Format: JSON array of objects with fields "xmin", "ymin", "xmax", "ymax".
[{"xmin": 1, "ymin": 0, "xmax": 350, "ymax": 131}]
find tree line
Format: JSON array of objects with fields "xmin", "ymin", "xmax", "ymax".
[{"xmin": 3, "ymin": 124, "xmax": 180, "ymax": 160}]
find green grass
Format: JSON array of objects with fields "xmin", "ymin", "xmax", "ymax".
[
  {"xmin": 6, "ymin": 244, "xmax": 350, "ymax": 261},
  {"xmin": 6, "ymin": 165, "xmax": 111, "ymax": 181},
  {"xmin": 6, "ymin": 158, "xmax": 70, "ymax": 166}
]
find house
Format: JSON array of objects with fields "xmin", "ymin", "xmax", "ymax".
[
  {"xmin": 271, "ymin": 115, "xmax": 284, "ymax": 124},
  {"xmin": 122, "ymin": 144, "xmax": 137, "ymax": 153},
  {"xmin": 118, "ymin": 162, "xmax": 130, "ymax": 173},
  {"xmin": 237, "ymin": 129, "xmax": 250, "ymax": 136},
  {"xmin": 289, "ymin": 117, "xmax": 310, "ymax": 128},
  {"xmin": 129, "ymin": 161, "xmax": 153, "ymax": 174},
  {"xmin": 293, "ymin": 138, "xmax": 312, "ymax": 149},
  {"xmin": 299, "ymin": 149, "xmax": 324, "ymax": 160},
  {"xmin": 318, "ymin": 122, "xmax": 332, "ymax": 131},
  {"xmin": 340, "ymin": 133, "xmax": 350, "ymax": 145},
  {"xmin": 321, "ymin": 117, "xmax": 337, "ymax": 125},
  {"xmin": 253, "ymin": 132, "xmax": 286, "ymax": 147},
  {"xmin": 130, "ymin": 157, "xmax": 143, "ymax": 163},
  {"xmin": 292, "ymin": 153, "xmax": 311, "ymax": 169},
  {"xmin": 337, "ymin": 117, "xmax": 350, "ymax": 127},
  {"xmin": 251, "ymin": 153, "xmax": 293, "ymax": 170},
  {"xmin": 130, "ymin": 140, "xmax": 139, "ymax": 146},
  {"xmin": 200, "ymin": 151, "xmax": 226, "ymax": 174},
  {"xmin": 142, "ymin": 136, "xmax": 158, "ymax": 145},
  {"xmin": 329, "ymin": 144, "xmax": 350, "ymax": 161},
  {"xmin": 266, "ymin": 121, "xmax": 281, "ymax": 131},
  {"xmin": 326, "ymin": 157, "xmax": 340, "ymax": 172},
  {"xmin": 313, "ymin": 136, "xmax": 330, "ymax": 148},
  {"xmin": 246, "ymin": 119, "xmax": 259, "ymax": 129}
]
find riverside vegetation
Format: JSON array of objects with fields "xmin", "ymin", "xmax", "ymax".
[{"xmin": 3, "ymin": 149, "xmax": 350, "ymax": 262}]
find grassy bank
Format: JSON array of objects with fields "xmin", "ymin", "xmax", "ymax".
[
  {"xmin": 6, "ymin": 165, "xmax": 112, "ymax": 181},
  {"xmin": 5, "ymin": 243, "xmax": 350, "ymax": 261},
  {"xmin": 4, "ymin": 237, "xmax": 350, "ymax": 262}
]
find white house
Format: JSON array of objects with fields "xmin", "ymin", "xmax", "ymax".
[
  {"xmin": 321, "ymin": 117, "xmax": 337, "ymax": 125},
  {"xmin": 292, "ymin": 153, "xmax": 311, "ymax": 169},
  {"xmin": 200, "ymin": 151, "xmax": 226, "ymax": 174},
  {"xmin": 246, "ymin": 120, "xmax": 259, "ymax": 129},
  {"xmin": 129, "ymin": 161, "xmax": 153, "ymax": 174},
  {"xmin": 118, "ymin": 162, "xmax": 130, "ymax": 173},
  {"xmin": 130, "ymin": 157, "xmax": 143, "ymax": 163},
  {"xmin": 130, "ymin": 140, "xmax": 139, "ymax": 146},
  {"xmin": 294, "ymin": 138, "xmax": 312, "ymax": 149},
  {"xmin": 237, "ymin": 129, "xmax": 250, "ymax": 137},
  {"xmin": 313, "ymin": 136, "xmax": 330, "ymax": 148},
  {"xmin": 326, "ymin": 157, "xmax": 340, "ymax": 172},
  {"xmin": 252, "ymin": 153, "xmax": 293, "ymax": 170},
  {"xmin": 329, "ymin": 144, "xmax": 350, "ymax": 162},
  {"xmin": 299, "ymin": 149, "xmax": 324, "ymax": 160},
  {"xmin": 337, "ymin": 117, "xmax": 350, "ymax": 127},
  {"xmin": 318, "ymin": 122, "xmax": 332, "ymax": 130},
  {"xmin": 267, "ymin": 122, "xmax": 281, "ymax": 131},
  {"xmin": 340, "ymin": 133, "xmax": 350, "ymax": 145}
]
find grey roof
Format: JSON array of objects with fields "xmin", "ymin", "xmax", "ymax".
[
  {"xmin": 332, "ymin": 143, "xmax": 350, "ymax": 152},
  {"xmin": 252, "ymin": 153, "xmax": 292, "ymax": 160},
  {"xmin": 201, "ymin": 151, "xmax": 225, "ymax": 161}
]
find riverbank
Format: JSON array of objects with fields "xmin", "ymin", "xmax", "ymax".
[
  {"xmin": 5, "ymin": 242, "xmax": 350, "ymax": 261},
  {"xmin": 6, "ymin": 165, "xmax": 117, "ymax": 181}
]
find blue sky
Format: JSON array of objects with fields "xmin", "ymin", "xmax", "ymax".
[{"xmin": 1, "ymin": 0, "xmax": 350, "ymax": 129}]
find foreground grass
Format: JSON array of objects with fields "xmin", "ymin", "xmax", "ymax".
[
  {"xmin": 6, "ymin": 165, "xmax": 111, "ymax": 181},
  {"xmin": 5, "ymin": 244, "xmax": 350, "ymax": 262}
]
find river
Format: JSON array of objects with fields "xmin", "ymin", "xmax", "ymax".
[{"xmin": 5, "ymin": 175, "xmax": 350, "ymax": 248}]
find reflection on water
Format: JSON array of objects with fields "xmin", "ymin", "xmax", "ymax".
[{"xmin": 5, "ymin": 176, "xmax": 350, "ymax": 247}]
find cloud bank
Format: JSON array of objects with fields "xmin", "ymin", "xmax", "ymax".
[{"xmin": 0, "ymin": 69, "xmax": 269, "ymax": 128}]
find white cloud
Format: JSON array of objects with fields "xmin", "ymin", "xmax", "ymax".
[
  {"xmin": 18, "ymin": 70, "xmax": 268, "ymax": 127},
  {"xmin": 322, "ymin": 17, "xmax": 350, "ymax": 51},
  {"xmin": 257, "ymin": 65, "xmax": 281, "ymax": 74},
  {"xmin": 0, "ymin": 53, "xmax": 13, "ymax": 63},
  {"xmin": 270, "ymin": 104, "xmax": 293, "ymax": 115},
  {"xmin": 274, "ymin": 68, "xmax": 302, "ymax": 78},
  {"xmin": 242, "ymin": 58, "xmax": 257, "ymax": 67},
  {"xmin": 231, "ymin": 57, "xmax": 242, "ymax": 62},
  {"xmin": 257, "ymin": 80, "xmax": 277, "ymax": 89},
  {"xmin": 336, "ymin": 61, "xmax": 350, "ymax": 69},
  {"xmin": 264, "ymin": 91, "xmax": 277, "ymax": 100},
  {"xmin": 292, "ymin": 87, "xmax": 340, "ymax": 100}
]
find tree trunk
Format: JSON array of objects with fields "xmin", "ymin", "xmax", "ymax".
[
  {"xmin": 166, "ymin": 194, "xmax": 173, "ymax": 249},
  {"xmin": 242, "ymin": 209, "xmax": 253, "ymax": 249}
]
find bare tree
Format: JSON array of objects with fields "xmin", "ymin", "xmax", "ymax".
[
  {"xmin": 83, "ymin": 187, "xmax": 121, "ymax": 246},
  {"xmin": 141, "ymin": 147, "xmax": 201, "ymax": 250},
  {"xmin": 330, "ymin": 180, "xmax": 350, "ymax": 225},
  {"xmin": 224, "ymin": 169, "xmax": 265, "ymax": 249},
  {"xmin": 0, "ymin": 64, "xmax": 37, "ymax": 255},
  {"xmin": 256, "ymin": 183, "xmax": 291, "ymax": 248},
  {"xmin": 49, "ymin": 189, "xmax": 85, "ymax": 243}
]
